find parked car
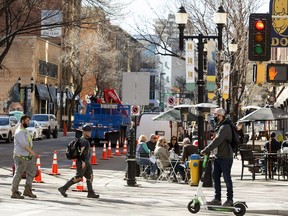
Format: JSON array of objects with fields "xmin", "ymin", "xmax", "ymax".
[
  {"xmin": 27, "ymin": 120, "xmax": 43, "ymax": 140},
  {"xmin": 0, "ymin": 115, "xmax": 18, "ymax": 143},
  {"xmin": 31, "ymin": 114, "xmax": 58, "ymax": 139}
]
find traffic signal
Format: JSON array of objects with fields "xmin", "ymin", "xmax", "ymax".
[
  {"xmin": 253, "ymin": 63, "xmax": 266, "ymax": 84},
  {"xmin": 267, "ymin": 64, "xmax": 288, "ymax": 83},
  {"xmin": 248, "ymin": 13, "xmax": 272, "ymax": 61}
]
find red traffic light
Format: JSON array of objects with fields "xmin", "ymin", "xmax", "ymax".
[
  {"xmin": 248, "ymin": 13, "xmax": 271, "ymax": 61},
  {"xmin": 255, "ymin": 20, "xmax": 264, "ymax": 30}
]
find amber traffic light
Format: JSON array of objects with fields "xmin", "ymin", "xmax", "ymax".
[{"xmin": 248, "ymin": 13, "xmax": 272, "ymax": 61}]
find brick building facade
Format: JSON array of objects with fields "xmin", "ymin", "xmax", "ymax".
[{"xmin": 0, "ymin": 36, "xmax": 61, "ymax": 116}]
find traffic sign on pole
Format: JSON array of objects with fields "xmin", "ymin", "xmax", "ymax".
[
  {"xmin": 167, "ymin": 96, "xmax": 175, "ymax": 106},
  {"xmin": 131, "ymin": 105, "xmax": 140, "ymax": 116}
]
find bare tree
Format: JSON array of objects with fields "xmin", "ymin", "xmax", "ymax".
[
  {"xmin": 0, "ymin": 0, "xmax": 128, "ymax": 66},
  {"xmin": 131, "ymin": 0, "xmax": 264, "ymax": 121}
]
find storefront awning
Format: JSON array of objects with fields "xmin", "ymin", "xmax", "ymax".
[
  {"xmin": 48, "ymin": 86, "xmax": 57, "ymax": 103},
  {"xmin": 36, "ymin": 84, "xmax": 51, "ymax": 101}
]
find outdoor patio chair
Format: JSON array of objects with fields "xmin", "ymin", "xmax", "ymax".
[
  {"xmin": 156, "ymin": 159, "xmax": 173, "ymax": 182},
  {"xmin": 136, "ymin": 153, "xmax": 151, "ymax": 178},
  {"xmin": 276, "ymin": 152, "xmax": 288, "ymax": 180},
  {"xmin": 239, "ymin": 148, "xmax": 259, "ymax": 180}
]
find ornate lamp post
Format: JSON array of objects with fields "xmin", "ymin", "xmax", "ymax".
[
  {"xmin": 17, "ymin": 77, "xmax": 34, "ymax": 115},
  {"xmin": 159, "ymin": 72, "xmax": 166, "ymax": 111},
  {"xmin": 176, "ymin": 5, "xmax": 227, "ymax": 150},
  {"xmin": 55, "ymin": 84, "xmax": 68, "ymax": 129}
]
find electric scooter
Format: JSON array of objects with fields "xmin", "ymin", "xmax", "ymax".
[{"xmin": 187, "ymin": 154, "xmax": 247, "ymax": 216}]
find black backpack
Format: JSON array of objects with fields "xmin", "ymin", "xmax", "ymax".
[
  {"xmin": 228, "ymin": 123, "xmax": 241, "ymax": 157},
  {"xmin": 66, "ymin": 138, "xmax": 81, "ymax": 160}
]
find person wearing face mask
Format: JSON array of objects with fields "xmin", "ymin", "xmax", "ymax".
[
  {"xmin": 58, "ymin": 124, "xmax": 99, "ymax": 198},
  {"xmin": 200, "ymin": 108, "xmax": 234, "ymax": 207},
  {"xmin": 11, "ymin": 115, "xmax": 38, "ymax": 199}
]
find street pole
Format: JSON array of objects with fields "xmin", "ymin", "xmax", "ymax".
[
  {"xmin": 160, "ymin": 75, "xmax": 162, "ymax": 112},
  {"xmin": 228, "ymin": 40, "xmax": 238, "ymax": 122},
  {"xmin": 196, "ymin": 34, "xmax": 205, "ymax": 151},
  {"xmin": 17, "ymin": 77, "xmax": 34, "ymax": 115},
  {"xmin": 176, "ymin": 5, "xmax": 227, "ymax": 150},
  {"xmin": 126, "ymin": 116, "xmax": 137, "ymax": 187},
  {"xmin": 23, "ymin": 87, "xmax": 27, "ymax": 114}
]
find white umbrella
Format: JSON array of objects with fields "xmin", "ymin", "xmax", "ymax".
[{"xmin": 152, "ymin": 108, "xmax": 198, "ymax": 122}]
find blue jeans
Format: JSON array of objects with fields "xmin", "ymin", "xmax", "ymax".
[
  {"xmin": 136, "ymin": 158, "xmax": 157, "ymax": 175},
  {"xmin": 213, "ymin": 158, "xmax": 233, "ymax": 201}
]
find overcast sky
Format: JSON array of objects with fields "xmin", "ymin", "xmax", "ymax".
[
  {"xmin": 114, "ymin": 0, "xmax": 270, "ymax": 35},
  {"xmin": 112, "ymin": 0, "xmax": 171, "ymax": 34}
]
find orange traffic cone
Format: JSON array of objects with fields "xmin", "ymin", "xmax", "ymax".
[
  {"xmin": 33, "ymin": 156, "xmax": 44, "ymax": 183},
  {"xmin": 72, "ymin": 177, "xmax": 88, "ymax": 192},
  {"xmin": 101, "ymin": 142, "xmax": 108, "ymax": 160},
  {"xmin": 49, "ymin": 150, "xmax": 60, "ymax": 175},
  {"xmin": 122, "ymin": 138, "xmax": 127, "ymax": 155},
  {"xmin": 90, "ymin": 145, "xmax": 98, "ymax": 165},
  {"xmin": 114, "ymin": 140, "xmax": 121, "ymax": 156},
  {"xmin": 70, "ymin": 159, "xmax": 77, "ymax": 169},
  {"xmin": 107, "ymin": 140, "xmax": 113, "ymax": 158}
]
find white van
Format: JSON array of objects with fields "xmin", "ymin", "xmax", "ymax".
[{"xmin": 136, "ymin": 112, "xmax": 172, "ymax": 140}]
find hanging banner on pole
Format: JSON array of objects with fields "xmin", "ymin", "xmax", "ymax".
[
  {"xmin": 222, "ymin": 63, "xmax": 230, "ymax": 100},
  {"xmin": 185, "ymin": 40, "xmax": 195, "ymax": 83}
]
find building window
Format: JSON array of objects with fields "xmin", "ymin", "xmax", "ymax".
[{"xmin": 38, "ymin": 59, "xmax": 58, "ymax": 78}]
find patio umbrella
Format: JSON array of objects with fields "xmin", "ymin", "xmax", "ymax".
[
  {"xmin": 238, "ymin": 106, "xmax": 288, "ymax": 121},
  {"xmin": 238, "ymin": 106, "xmax": 288, "ymax": 150},
  {"xmin": 152, "ymin": 108, "xmax": 198, "ymax": 122}
]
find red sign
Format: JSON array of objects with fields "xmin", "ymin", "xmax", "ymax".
[
  {"xmin": 167, "ymin": 96, "xmax": 175, "ymax": 106},
  {"xmin": 131, "ymin": 105, "xmax": 140, "ymax": 116}
]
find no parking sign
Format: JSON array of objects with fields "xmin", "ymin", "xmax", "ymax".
[
  {"xmin": 167, "ymin": 96, "xmax": 175, "ymax": 106},
  {"xmin": 131, "ymin": 105, "xmax": 140, "ymax": 116}
]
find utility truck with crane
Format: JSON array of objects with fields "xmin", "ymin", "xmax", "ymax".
[{"xmin": 74, "ymin": 89, "xmax": 131, "ymax": 146}]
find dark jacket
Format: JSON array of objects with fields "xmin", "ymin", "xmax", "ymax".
[
  {"xmin": 202, "ymin": 117, "xmax": 233, "ymax": 159},
  {"xmin": 146, "ymin": 140, "xmax": 156, "ymax": 152},
  {"xmin": 264, "ymin": 139, "xmax": 281, "ymax": 153},
  {"xmin": 181, "ymin": 144, "xmax": 198, "ymax": 163},
  {"xmin": 79, "ymin": 136, "xmax": 91, "ymax": 162},
  {"xmin": 282, "ymin": 141, "xmax": 288, "ymax": 148},
  {"xmin": 168, "ymin": 142, "xmax": 181, "ymax": 155}
]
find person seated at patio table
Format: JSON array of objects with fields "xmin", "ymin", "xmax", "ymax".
[
  {"xmin": 154, "ymin": 137, "xmax": 186, "ymax": 182},
  {"xmin": 260, "ymin": 132, "xmax": 282, "ymax": 174},
  {"xmin": 168, "ymin": 136, "xmax": 181, "ymax": 155},
  {"xmin": 277, "ymin": 134, "xmax": 284, "ymax": 146},
  {"xmin": 181, "ymin": 137, "xmax": 198, "ymax": 164},
  {"xmin": 282, "ymin": 132, "xmax": 288, "ymax": 149},
  {"xmin": 136, "ymin": 135, "xmax": 157, "ymax": 179},
  {"xmin": 146, "ymin": 134, "xmax": 158, "ymax": 152},
  {"xmin": 264, "ymin": 132, "xmax": 281, "ymax": 153}
]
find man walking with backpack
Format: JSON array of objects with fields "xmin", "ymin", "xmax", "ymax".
[
  {"xmin": 58, "ymin": 125, "xmax": 99, "ymax": 198},
  {"xmin": 200, "ymin": 108, "xmax": 234, "ymax": 207}
]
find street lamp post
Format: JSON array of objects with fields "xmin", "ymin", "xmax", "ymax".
[
  {"xmin": 55, "ymin": 84, "xmax": 68, "ymax": 129},
  {"xmin": 176, "ymin": 5, "xmax": 227, "ymax": 150},
  {"xmin": 228, "ymin": 40, "xmax": 238, "ymax": 121},
  {"xmin": 17, "ymin": 77, "xmax": 34, "ymax": 115},
  {"xmin": 159, "ymin": 72, "xmax": 165, "ymax": 111}
]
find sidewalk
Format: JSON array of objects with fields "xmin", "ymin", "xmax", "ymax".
[{"xmin": 1, "ymin": 155, "xmax": 288, "ymax": 216}]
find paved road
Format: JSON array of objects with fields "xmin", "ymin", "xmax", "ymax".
[
  {"xmin": 1, "ymin": 133, "xmax": 288, "ymax": 216},
  {"xmin": 0, "ymin": 132, "xmax": 126, "ymax": 171}
]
